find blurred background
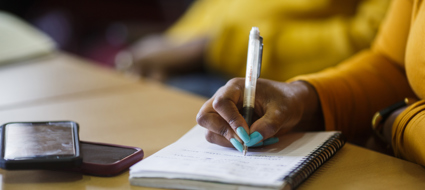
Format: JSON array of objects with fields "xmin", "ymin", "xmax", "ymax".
[
  {"xmin": 0, "ymin": 0, "xmax": 193, "ymax": 67},
  {"xmin": 0, "ymin": 0, "xmax": 391, "ymax": 98}
]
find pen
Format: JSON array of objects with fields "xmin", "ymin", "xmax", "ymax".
[{"xmin": 242, "ymin": 27, "xmax": 263, "ymax": 156}]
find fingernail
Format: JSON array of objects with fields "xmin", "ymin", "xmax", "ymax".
[
  {"xmin": 230, "ymin": 138, "xmax": 243, "ymax": 152},
  {"xmin": 236, "ymin": 127, "xmax": 250, "ymax": 143},
  {"xmin": 246, "ymin": 131, "xmax": 263, "ymax": 146},
  {"xmin": 250, "ymin": 141, "xmax": 263, "ymax": 147},
  {"xmin": 263, "ymin": 137, "xmax": 279, "ymax": 146}
]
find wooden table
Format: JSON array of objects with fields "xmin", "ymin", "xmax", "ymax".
[
  {"xmin": 0, "ymin": 53, "xmax": 424, "ymax": 190},
  {"xmin": 0, "ymin": 53, "xmax": 136, "ymax": 110}
]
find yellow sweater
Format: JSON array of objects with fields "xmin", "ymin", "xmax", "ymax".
[
  {"xmin": 292, "ymin": 0, "xmax": 425, "ymax": 166},
  {"xmin": 165, "ymin": 0, "xmax": 390, "ymax": 81}
]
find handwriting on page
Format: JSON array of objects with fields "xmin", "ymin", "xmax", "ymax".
[
  {"xmin": 153, "ymin": 147, "xmax": 300, "ymax": 182},
  {"xmin": 130, "ymin": 126, "xmax": 336, "ymax": 185}
]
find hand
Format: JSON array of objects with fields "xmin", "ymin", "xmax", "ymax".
[
  {"xmin": 381, "ymin": 97, "xmax": 417, "ymax": 145},
  {"xmin": 363, "ymin": 108, "xmax": 403, "ymax": 155},
  {"xmin": 115, "ymin": 35, "xmax": 207, "ymax": 81},
  {"xmin": 382, "ymin": 107, "xmax": 406, "ymax": 145},
  {"xmin": 196, "ymin": 78, "xmax": 324, "ymax": 151},
  {"xmin": 364, "ymin": 106, "xmax": 406, "ymax": 155}
]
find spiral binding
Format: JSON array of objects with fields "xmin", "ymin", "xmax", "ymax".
[{"xmin": 283, "ymin": 132, "xmax": 346, "ymax": 189}]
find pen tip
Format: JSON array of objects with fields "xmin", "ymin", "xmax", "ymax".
[{"xmin": 243, "ymin": 145, "xmax": 247, "ymax": 156}]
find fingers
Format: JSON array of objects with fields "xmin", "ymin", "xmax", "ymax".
[
  {"xmin": 197, "ymin": 79, "xmax": 250, "ymax": 152},
  {"xmin": 211, "ymin": 79, "xmax": 246, "ymax": 128},
  {"xmin": 205, "ymin": 130, "xmax": 232, "ymax": 147},
  {"xmin": 197, "ymin": 104, "xmax": 246, "ymax": 152},
  {"xmin": 245, "ymin": 87, "xmax": 302, "ymax": 146},
  {"xmin": 241, "ymin": 104, "xmax": 284, "ymax": 146},
  {"xmin": 197, "ymin": 98, "xmax": 237, "ymax": 142},
  {"xmin": 251, "ymin": 106, "xmax": 290, "ymax": 137}
]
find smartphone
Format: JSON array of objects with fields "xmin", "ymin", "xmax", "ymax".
[
  {"xmin": 69, "ymin": 141, "xmax": 144, "ymax": 176},
  {"xmin": 0, "ymin": 121, "xmax": 82, "ymax": 170}
]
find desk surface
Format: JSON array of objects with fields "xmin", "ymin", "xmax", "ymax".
[
  {"xmin": 0, "ymin": 52, "xmax": 137, "ymax": 110},
  {"xmin": 0, "ymin": 54, "xmax": 424, "ymax": 190}
]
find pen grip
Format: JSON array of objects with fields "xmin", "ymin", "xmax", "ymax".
[{"xmin": 242, "ymin": 106, "xmax": 254, "ymax": 127}]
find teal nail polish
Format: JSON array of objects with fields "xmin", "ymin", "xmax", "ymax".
[
  {"xmin": 246, "ymin": 131, "xmax": 263, "ymax": 146},
  {"xmin": 263, "ymin": 137, "xmax": 279, "ymax": 146},
  {"xmin": 236, "ymin": 127, "xmax": 250, "ymax": 143},
  {"xmin": 250, "ymin": 141, "xmax": 263, "ymax": 147},
  {"xmin": 230, "ymin": 138, "xmax": 243, "ymax": 152}
]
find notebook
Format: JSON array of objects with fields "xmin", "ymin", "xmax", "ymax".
[
  {"xmin": 0, "ymin": 11, "xmax": 55, "ymax": 65},
  {"xmin": 129, "ymin": 125, "xmax": 345, "ymax": 190}
]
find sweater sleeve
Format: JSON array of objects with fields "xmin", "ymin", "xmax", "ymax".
[
  {"xmin": 165, "ymin": 0, "xmax": 391, "ymax": 82},
  {"xmin": 288, "ymin": 0, "xmax": 417, "ymax": 141},
  {"xmin": 392, "ymin": 100, "xmax": 425, "ymax": 166},
  {"xmin": 290, "ymin": 51, "xmax": 416, "ymax": 141}
]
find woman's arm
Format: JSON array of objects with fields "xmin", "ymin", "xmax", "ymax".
[
  {"xmin": 392, "ymin": 101, "xmax": 425, "ymax": 166},
  {"xmin": 288, "ymin": 0, "xmax": 416, "ymax": 142}
]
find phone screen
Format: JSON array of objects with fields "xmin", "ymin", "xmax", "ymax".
[{"xmin": 3, "ymin": 122, "xmax": 76, "ymax": 160}]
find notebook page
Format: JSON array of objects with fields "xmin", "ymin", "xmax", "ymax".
[{"xmin": 130, "ymin": 125, "xmax": 337, "ymax": 187}]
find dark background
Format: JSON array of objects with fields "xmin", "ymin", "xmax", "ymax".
[{"xmin": 0, "ymin": 0, "xmax": 193, "ymax": 67}]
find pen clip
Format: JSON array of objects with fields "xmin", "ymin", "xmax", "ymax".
[{"xmin": 257, "ymin": 36, "xmax": 263, "ymax": 79}]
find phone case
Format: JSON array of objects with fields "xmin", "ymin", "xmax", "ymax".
[
  {"xmin": 69, "ymin": 141, "xmax": 144, "ymax": 176},
  {"xmin": 0, "ymin": 121, "xmax": 82, "ymax": 170}
]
